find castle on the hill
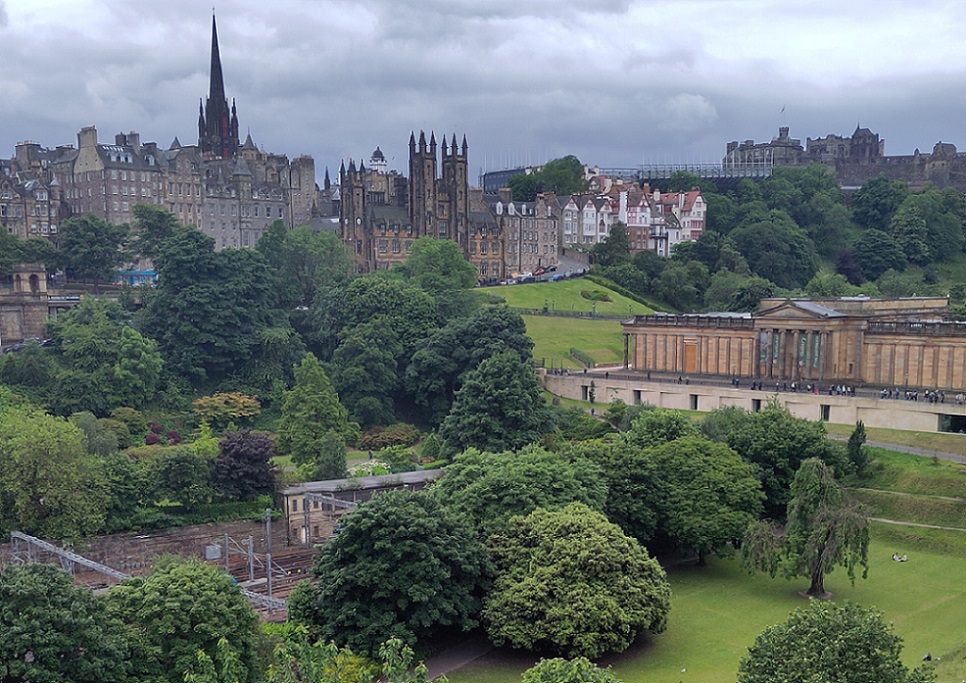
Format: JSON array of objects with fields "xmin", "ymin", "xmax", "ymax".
[
  {"xmin": 724, "ymin": 126, "xmax": 966, "ymax": 190},
  {"xmin": 0, "ymin": 15, "xmax": 317, "ymax": 250}
]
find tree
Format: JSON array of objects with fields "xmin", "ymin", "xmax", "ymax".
[
  {"xmin": 314, "ymin": 430, "xmax": 348, "ymax": 480},
  {"xmin": 212, "ymin": 429, "xmax": 276, "ymax": 501},
  {"xmin": 405, "ymin": 306, "xmax": 534, "ymax": 425},
  {"xmin": 508, "ymin": 155, "xmax": 586, "ymax": 201},
  {"xmin": 484, "ymin": 503, "xmax": 671, "ymax": 658},
  {"xmin": 622, "ymin": 407, "xmax": 699, "ymax": 449},
  {"xmin": 257, "ymin": 224, "xmax": 356, "ymax": 308},
  {"xmin": 522, "ymin": 657, "xmax": 622, "ymax": 683},
  {"xmin": 260, "ymin": 630, "xmax": 439, "ymax": 683},
  {"xmin": 192, "ymin": 392, "xmax": 261, "ymax": 431},
  {"xmin": 847, "ymin": 420, "xmax": 868, "ymax": 475},
  {"xmin": 106, "ymin": 557, "xmax": 260, "ymax": 683},
  {"xmin": 431, "ymin": 446, "xmax": 606, "ymax": 535},
  {"xmin": 395, "ymin": 235, "xmax": 478, "ymax": 290},
  {"xmin": 851, "ymin": 174, "xmax": 909, "ymax": 232},
  {"xmin": 438, "ymin": 350, "xmax": 552, "ymax": 458},
  {"xmin": 730, "ymin": 210, "xmax": 818, "ymax": 289},
  {"xmin": 142, "ymin": 228, "xmax": 289, "ymax": 383},
  {"xmin": 148, "ymin": 447, "xmax": 214, "ymax": 511},
  {"xmin": 0, "ymin": 564, "xmax": 132, "ymax": 683},
  {"xmin": 293, "ymin": 490, "xmax": 491, "ymax": 657},
  {"xmin": 743, "ymin": 459, "xmax": 869, "ymax": 598},
  {"xmin": 277, "ymin": 354, "xmax": 357, "ymax": 466},
  {"xmin": 69, "ymin": 410, "xmax": 120, "ymax": 456},
  {"xmin": 653, "ymin": 260, "xmax": 700, "ymax": 309},
  {"xmin": 592, "ymin": 222, "xmax": 631, "ymax": 267},
  {"xmin": 0, "ymin": 406, "xmax": 108, "ymax": 539},
  {"xmin": 737, "ymin": 601, "xmax": 934, "ymax": 683},
  {"xmin": 890, "ymin": 203, "xmax": 931, "ymax": 265},
  {"xmin": 850, "ymin": 229, "xmax": 907, "ymax": 281},
  {"xmin": 650, "ymin": 436, "xmax": 763, "ymax": 564},
  {"xmin": 329, "ymin": 318, "xmax": 402, "ymax": 428},
  {"xmin": 130, "ymin": 202, "xmax": 182, "ymax": 261},
  {"xmin": 707, "ymin": 403, "xmax": 847, "ymax": 519},
  {"xmin": 58, "ymin": 213, "xmax": 129, "ymax": 288}
]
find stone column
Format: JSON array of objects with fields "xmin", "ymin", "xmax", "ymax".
[{"xmin": 623, "ymin": 333, "xmax": 630, "ymax": 369}]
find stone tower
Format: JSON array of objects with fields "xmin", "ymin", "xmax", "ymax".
[
  {"xmin": 441, "ymin": 134, "xmax": 469, "ymax": 245},
  {"xmin": 408, "ymin": 131, "xmax": 438, "ymax": 236},
  {"xmin": 198, "ymin": 13, "xmax": 239, "ymax": 159},
  {"xmin": 340, "ymin": 159, "xmax": 370, "ymax": 269}
]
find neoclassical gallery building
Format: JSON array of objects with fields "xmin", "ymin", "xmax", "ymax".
[{"xmin": 622, "ymin": 297, "xmax": 966, "ymax": 391}]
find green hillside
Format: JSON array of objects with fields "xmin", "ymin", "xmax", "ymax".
[{"xmin": 481, "ymin": 279, "xmax": 653, "ymax": 316}]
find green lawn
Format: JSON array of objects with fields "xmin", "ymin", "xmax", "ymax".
[
  {"xmin": 482, "ymin": 279, "xmax": 653, "ymax": 317},
  {"xmin": 824, "ymin": 422, "xmax": 966, "ymax": 455},
  {"xmin": 851, "ymin": 447, "xmax": 966, "ymax": 499},
  {"xmin": 524, "ymin": 315, "xmax": 626, "ymax": 369},
  {"xmin": 449, "ymin": 529, "xmax": 966, "ymax": 683}
]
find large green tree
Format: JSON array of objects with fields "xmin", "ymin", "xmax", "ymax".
[
  {"xmin": 851, "ymin": 174, "xmax": 909, "ymax": 232},
  {"xmin": 105, "ymin": 557, "xmax": 260, "ymax": 683},
  {"xmin": 730, "ymin": 210, "xmax": 818, "ymax": 289},
  {"xmin": 405, "ymin": 306, "xmax": 534, "ymax": 425},
  {"xmin": 737, "ymin": 601, "xmax": 934, "ymax": 683},
  {"xmin": 431, "ymin": 446, "xmax": 606, "ymax": 535},
  {"xmin": 130, "ymin": 202, "xmax": 182, "ymax": 261},
  {"xmin": 438, "ymin": 350, "xmax": 552, "ymax": 458},
  {"xmin": 743, "ymin": 458, "xmax": 869, "ymax": 597},
  {"xmin": 0, "ymin": 406, "xmax": 107, "ymax": 539},
  {"xmin": 58, "ymin": 213, "xmax": 129, "ymax": 287},
  {"xmin": 277, "ymin": 353, "xmax": 356, "ymax": 466},
  {"xmin": 850, "ymin": 229, "xmax": 907, "ymax": 281},
  {"xmin": 703, "ymin": 403, "xmax": 846, "ymax": 519},
  {"xmin": 484, "ymin": 503, "xmax": 671, "ymax": 658},
  {"xmin": 0, "ymin": 564, "xmax": 133, "ymax": 683},
  {"xmin": 329, "ymin": 318, "xmax": 402, "ymax": 428},
  {"xmin": 592, "ymin": 222, "xmax": 631, "ymax": 267},
  {"xmin": 141, "ymin": 228, "xmax": 289, "ymax": 384},
  {"xmin": 394, "ymin": 235, "xmax": 479, "ymax": 319},
  {"xmin": 257, "ymin": 223, "xmax": 356, "ymax": 308},
  {"xmin": 649, "ymin": 436, "xmax": 763, "ymax": 563},
  {"xmin": 507, "ymin": 156, "xmax": 586, "ymax": 201},
  {"xmin": 293, "ymin": 489, "xmax": 492, "ymax": 657}
]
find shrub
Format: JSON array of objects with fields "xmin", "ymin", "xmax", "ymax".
[
  {"xmin": 580, "ymin": 289, "xmax": 612, "ymax": 302},
  {"xmin": 145, "ymin": 433, "xmax": 161, "ymax": 445},
  {"xmin": 149, "ymin": 421, "xmax": 164, "ymax": 434},
  {"xmin": 165, "ymin": 430, "xmax": 183, "ymax": 445},
  {"xmin": 359, "ymin": 423, "xmax": 421, "ymax": 450}
]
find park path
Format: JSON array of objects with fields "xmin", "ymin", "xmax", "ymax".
[
  {"xmin": 827, "ymin": 435, "xmax": 966, "ymax": 464},
  {"xmin": 423, "ymin": 632, "xmax": 493, "ymax": 681}
]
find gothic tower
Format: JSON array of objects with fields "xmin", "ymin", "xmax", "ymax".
[
  {"xmin": 408, "ymin": 131, "xmax": 438, "ymax": 236},
  {"xmin": 340, "ymin": 159, "xmax": 370, "ymax": 271},
  {"xmin": 441, "ymin": 134, "xmax": 469, "ymax": 246},
  {"xmin": 199, "ymin": 13, "xmax": 239, "ymax": 159}
]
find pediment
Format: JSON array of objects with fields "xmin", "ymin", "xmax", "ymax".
[{"xmin": 755, "ymin": 300, "xmax": 842, "ymax": 321}]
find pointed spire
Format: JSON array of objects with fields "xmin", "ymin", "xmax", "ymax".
[
  {"xmin": 462, "ymin": 134, "xmax": 468, "ymax": 154},
  {"xmin": 418, "ymin": 130, "xmax": 427, "ymax": 153},
  {"xmin": 324, "ymin": 167, "xmax": 331, "ymax": 190},
  {"xmin": 429, "ymin": 131, "xmax": 437, "ymax": 153},
  {"xmin": 209, "ymin": 14, "xmax": 226, "ymax": 105},
  {"xmin": 441, "ymin": 135, "xmax": 448, "ymax": 155}
]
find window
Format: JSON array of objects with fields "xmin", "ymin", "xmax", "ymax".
[
  {"xmin": 820, "ymin": 404, "xmax": 830, "ymax": 421},
  {"xmin": 690, "ymin": 394, "xmax": 698, "ymax": 410}
]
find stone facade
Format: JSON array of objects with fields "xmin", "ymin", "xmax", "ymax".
[
  {"xmin": 724, "ymin": 125, "xmax": 966, "ymax": 192},
  {"xmin": 1, "ymin": 14, "xmax": 317, "ymax": 250},
  {"xmin": 0, "ymin": 264, "xmax": 50, "ymax": 344},
  {"xmin": 622, "ymin": 297, "xmax": 966, "ymax": 391},
  {"xmin": 341, "ymin": 131, "xmax": 508, "ymax": 279}
]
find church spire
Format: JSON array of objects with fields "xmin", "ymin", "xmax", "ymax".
[{"xmin": 199, "ymin": 12, "xmax": 238, "ymax": 159}]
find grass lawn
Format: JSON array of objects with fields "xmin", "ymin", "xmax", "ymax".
[
  {"xmin": 824, "ymin": 422, "xmax": 966, "ymax": 455},
  {"xmin": 852, "ymin": 447, "xmax": 966, "ymax": 499},
  {"xmin": 524, "ymin": 315, "xmax": 626, "ymax": 369},
  {"xmin": 448, "ymin": 529, "xmax": 966, "ymax": 683},
  {"xmin": 482, "ymin": 279, "xmax": 653, "ymax": 317}
]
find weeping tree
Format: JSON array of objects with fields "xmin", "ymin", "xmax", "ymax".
[{"xmin": 742, "ymin": 458, "xmax": 869, "ymax": 598}]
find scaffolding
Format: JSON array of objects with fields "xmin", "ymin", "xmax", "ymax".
[{"xmin": 9, "ymin": 530, "xmax": 287, "ymax": 614}]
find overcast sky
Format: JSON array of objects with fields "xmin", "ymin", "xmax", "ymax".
[{"xmin": 2, "ymin": 0, "xmax": 965, "ymax": 183}]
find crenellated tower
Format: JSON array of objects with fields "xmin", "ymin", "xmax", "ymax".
[{"xmin": 408, "ymin": 131, "xmax": 438, "ymax": 236}]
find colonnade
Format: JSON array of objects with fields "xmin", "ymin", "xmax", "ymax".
[{"xmin": 754, "ymin": 328, "xmax": 830, "ymax": 381}]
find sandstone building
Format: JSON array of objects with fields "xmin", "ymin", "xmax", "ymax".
[
  {"xmin": 623, "ymin": 296, "xmax": 966, "ymax": 391},
  {"xmin": 724, "ymin": 126, "xmax": 966, "ymax": 192},
  {"xmin": 1, "ymin": 14, "xmax": 317, "ymax": 250}
]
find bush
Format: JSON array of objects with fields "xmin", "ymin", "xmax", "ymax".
[
  {"xmin": 145, "ymin": 433, "xmax": 160, "ymax": 445},
  {"xmin": 149, "ymin": 422, "xmax": 163, "ymax": 435},
  {"xmin": 580, "ymin": 289, "xmax": 612, "ymax": 302},
  {"xmin": 165, "ymin": 430, "xmax": 182, "ymax": 445},
  {"xmin": 359, "ymin": 423, "xmax": 421, "ymax": 450}
]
